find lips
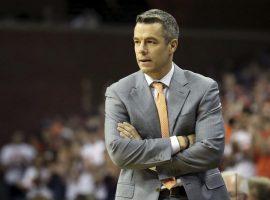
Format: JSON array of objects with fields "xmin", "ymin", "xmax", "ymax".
[{"xmin": 139, "ymin": 59, "xmax": 151, "ymax": 62}]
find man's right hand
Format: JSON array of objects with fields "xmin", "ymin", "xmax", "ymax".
[{"xmin": 177, "ymin": 134, "xmax": 196, "ymax": 151}]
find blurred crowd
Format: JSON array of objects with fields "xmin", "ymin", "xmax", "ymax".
[
  {"xmin": 1, "ymin": 51, "xmax": 270, "ymax": 200},
  {"xmin": 0, "ymin": 105, "xmax": 119, "ymax": 200},
  {"xmin": 221, "ymin": 51, "xmax": 270, "ymax": 178},
  {"xmin": 220, "ymin": 50, "xmax": 270, "ymax": 199}
]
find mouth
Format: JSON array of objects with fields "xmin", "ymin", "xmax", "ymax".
[{"xmin": 139, "ymin": 59, "xmax": 152, "ymax": 63}]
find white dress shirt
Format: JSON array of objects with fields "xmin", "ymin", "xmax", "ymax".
[{"xmin": 144, "ymin": 63, "xmax": 180, "ymax": 155}]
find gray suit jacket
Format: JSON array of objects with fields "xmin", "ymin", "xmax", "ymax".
[{"xmin": 105, "ymin": 65, "xmax": 229, "ymax": 200}]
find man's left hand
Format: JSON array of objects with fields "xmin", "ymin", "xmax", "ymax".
[{"xmin": 117, "ymin": 122, "xmax": 142, "ymax": 140}]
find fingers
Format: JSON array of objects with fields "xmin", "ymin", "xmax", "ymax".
[
  {"xmin": 117, "ymin": 126, "xmax": 134, "ymax": 139},
  {"xmin": 117, "ymin": 122, "xmax": 133, "ymax": 135},
  {"xmin": 177, "ymin": 136, "xmax": 188, "ymax": 150},
  {"xmin": 117, "ymin": 122, "xmax": 141, "ymax": 140},
  {"xmin": 187, "ymin": 134, "xmax": 196, "ymax": 146},
  {"xmin": 177, "ymin": 134, "xmax": 196, "ymax": 150},
  {"xmin": 118, "ymin": 122, "xmax": 134, "ymax": 132},
  {"xmin": 123, "ymin": 122, "xmax": 135, "ymax": 129}
]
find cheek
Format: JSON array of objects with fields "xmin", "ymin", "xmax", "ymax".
[
  {"xmin": 134, "ymin": 50, "xmax": 140, "ymax": 58},
  {"xmin": 155, "ymin": 49, "xmax": 169, "ymax": 62},
  {"xmin": 156, "ymin": 46, "xmax": 169, "ymax": 55},
  {"xmin": 134, "ymin": 47, "xmax": 138, "ymax": 54},
  {"xmin": 151, "ymin": 48, "xmax": 163, "ymax": 58}
]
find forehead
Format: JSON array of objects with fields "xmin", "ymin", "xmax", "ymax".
[{"xmin": 134, "ymin": 23, "xmax": 165, "ymax": 39}]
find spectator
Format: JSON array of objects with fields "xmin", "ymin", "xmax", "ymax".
[
  {"xmin": 222, "ymin": 171, "xmax": 248, "ymax": 200},
  {"xmin": 248, "ymin": 176, "xmax": 270, "ymax": 200},
  {"xmin": 0, "ymin": 131, "xmax": 36, "ymax": 200}
]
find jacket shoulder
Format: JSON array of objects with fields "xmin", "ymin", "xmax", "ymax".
[
  {"xmin": 184, "ymin": 70, "xmax": 217, "ymax": 90},
  {"xmin": 106, "ymin": 71, "xmax": 139, "ymax": 95}
]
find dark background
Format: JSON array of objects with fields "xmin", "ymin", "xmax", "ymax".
[{"xmin": 0, "ymin": 0, "xmax": 270, "ymax": 144}]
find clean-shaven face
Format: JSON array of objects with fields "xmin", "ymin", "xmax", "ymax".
[{"xmin": 133, "ymin": 23, "xmax": 173, "ymax": 79}]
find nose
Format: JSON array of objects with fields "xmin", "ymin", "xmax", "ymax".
[{"xmin": 137, "ymin": 42, "xmax": 148, "ymax": 55}]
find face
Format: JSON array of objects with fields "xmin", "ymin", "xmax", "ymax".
[{"xmin": 133, "ymin": 23, "xmax": 177, "ymax": 79}]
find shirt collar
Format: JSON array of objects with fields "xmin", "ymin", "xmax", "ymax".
[{"xmin": 144, "ymin": 63, "xmax": 174, "ymax": 87}]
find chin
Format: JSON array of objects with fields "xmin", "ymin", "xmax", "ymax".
[
  {"xmin": 139, "ymin": 64, "xmax": 154, "ymax": 72},
  {"xmin": 140, "ymin": 67, "xmax": 154, "ymax": 74}
]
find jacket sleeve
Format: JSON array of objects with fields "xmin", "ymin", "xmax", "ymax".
[
  {"xmin": 156, "ymin": 81, "xmax": 225, "ymax": 180},
  {"xmin": 105, "ymin": 85, "xmax": 173, "ymax": 169}
]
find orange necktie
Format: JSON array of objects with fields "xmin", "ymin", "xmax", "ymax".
[{"xmin": 152, "ymin": 82, "xmax": 177, "ymax": 190}]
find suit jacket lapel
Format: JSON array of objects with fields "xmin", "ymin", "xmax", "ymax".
[
  {"xmin": 129, "ymin": 71, "xmax": 161, "ymax": 138},
  {"xmin": 168, "ymin": 65, "xmax": 190, "ymax": 135}
]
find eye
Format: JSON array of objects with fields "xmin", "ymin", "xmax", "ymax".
[
  {"xmin": 147, "ymin": 40, "xmax": 157, "ymax": 44},
  {"xmin": 134, "ymin": 40, "xmax": 140, "ymax": 45}
]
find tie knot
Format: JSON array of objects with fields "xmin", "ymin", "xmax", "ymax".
[{"xmin": 152, "ymin": 82, "xmax": 165, "ymax": 93}]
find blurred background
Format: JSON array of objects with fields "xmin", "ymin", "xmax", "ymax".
[{"xmin": 0, "ymin": 0, "xmax": 270, "ymax": 199}]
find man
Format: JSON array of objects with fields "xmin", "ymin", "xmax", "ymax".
[{"xmin": 105, "ymin": 9, "xmax": 229, "ymax": 200}]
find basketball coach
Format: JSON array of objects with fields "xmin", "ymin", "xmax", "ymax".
[{"xmin": 104, "ymin": 9, "xmax": 229, "ymax": 200}]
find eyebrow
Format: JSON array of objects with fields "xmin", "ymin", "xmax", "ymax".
[{"xmin": 133, "ymin": 37, "xmax": 158, "ymax": 41}]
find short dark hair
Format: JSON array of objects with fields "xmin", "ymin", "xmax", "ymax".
[{"xmin": 136, "ymin": 9, "xmax": 179, "ymax": 42}]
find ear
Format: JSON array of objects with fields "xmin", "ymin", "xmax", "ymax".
[{"xmin": 169, "ymin": 39, "xmax": 178, "ymax": 54}]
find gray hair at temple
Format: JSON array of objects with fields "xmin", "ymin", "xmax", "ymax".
[{"xmin": 136, "ymin": 9, "xmax": 179, "ymax": 43}]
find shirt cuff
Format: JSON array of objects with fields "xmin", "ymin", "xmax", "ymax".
[{"xmin": 170, "ymin": 136, "xmax": 180, "ymax": 155}]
